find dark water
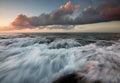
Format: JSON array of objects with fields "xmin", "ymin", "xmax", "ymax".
[{"xmin": 0, "ymin": 33, "xmax": 120, "ymax": 83}]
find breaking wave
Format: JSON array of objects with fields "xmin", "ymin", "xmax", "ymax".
[
  {"xmin": 49, "ymin": 39, "xmax": 81, "ymax": 49},
  {"xmin": 0, "ymin": 33, "xmax": 120, "ymax": 83}
]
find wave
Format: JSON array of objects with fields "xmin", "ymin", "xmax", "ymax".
[
  {"xmin": 48, "ymin": 39, "xmax": 81, "ymax": 49},
  {"xmin": 0, "ymin": 33, "xmax": 120, "ymax": 83}
]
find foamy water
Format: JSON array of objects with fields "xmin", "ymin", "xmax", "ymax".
[{"xmin": 0, "ymin": 33, "xmax": 120, "ymax": 83}]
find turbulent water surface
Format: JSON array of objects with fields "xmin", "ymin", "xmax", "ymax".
[{"xmin": 0, "ymin": 33, "xmax": 120, "ymax": 83}]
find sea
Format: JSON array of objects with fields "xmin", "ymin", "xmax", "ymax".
[{"xmin": 0, "ymin": 33, "xmax": 120, "ymax": 83}]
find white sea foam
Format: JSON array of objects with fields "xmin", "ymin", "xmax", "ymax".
[
  {"xmin": 48, "ymin": 39, "xmax": 81, "ymax": 49},
  {"xmin": 0, "ymin": 35, "xmax": 120, "ymax": 83}
]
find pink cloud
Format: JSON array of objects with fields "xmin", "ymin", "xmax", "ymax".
[{"xmin": 60, "ymin": 1, "xmax": 80, "ymax": 11}]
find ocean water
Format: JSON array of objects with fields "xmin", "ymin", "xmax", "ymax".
[{"xmin": 0, "ymin": 33, "xmax": 120, "ymax": 83}]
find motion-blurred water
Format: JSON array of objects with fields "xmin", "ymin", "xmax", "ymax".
[{"xmin": 0, "ymin": 33, "xmax": 120, "ymax": 83}]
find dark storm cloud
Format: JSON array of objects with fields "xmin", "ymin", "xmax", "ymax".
[
  {"xmin": 11, "ymin": 1, "xmax": 120, "ymax": 29},
  {"xmin": 59, "ymin": 2, "xmax": 120, "ymax": 24},
  {"xmin": 74, "ymin": 3, "xmax": 120, "ymax": 24},
  {"xmin": 99, "ymin": 4, "xmax": 120, "ymax": 20},
  {"xmin": 75, "ymin": 6, "xmax": 102, "ymax": 24}
]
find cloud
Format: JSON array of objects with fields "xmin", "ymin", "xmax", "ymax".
[
  {"xmin": 75, "ymin": 3, "xmax": 120, "ymax": 24},
  {"xmin": 11, "ymin": 14, "xmax": 30, "ymax": 27},
  {"xmin": 11, "ymin": 1, "xmax": 79, "ymax": 29},
  {"xmin": 100, "ymin": 4, "xmax": 120, "ymax": 20},
  {"xmin": 60, "ymin": 1, "xmax": 80, "ymax": 11},
  {"xmin": 40, "ymin": 25, "xmax": 74, "ymax": 30},
  {"xmin": 10, "ymin": 1, "xmax": 120, "ymax": 30},
  {"xmin": 75, "ymin": 5, "xmax": 102, "ymax": 24}
]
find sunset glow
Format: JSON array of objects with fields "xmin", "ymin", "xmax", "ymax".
[{"xmin": 0, "ymin": 0, "xmax": 120, "ymax": 33}]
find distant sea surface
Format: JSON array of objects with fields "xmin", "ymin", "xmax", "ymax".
[{"xmin": 0, "ymin": 33, "xmax": 120, "ymax": 83}]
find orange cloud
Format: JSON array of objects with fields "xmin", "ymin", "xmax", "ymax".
[
  {"xmin": 60, "ymin": 1, "xmax": 80, "ymax": 11},
  {"xmin": 11, "ymin": 14, "xmax": 30, "ymax": 27}
]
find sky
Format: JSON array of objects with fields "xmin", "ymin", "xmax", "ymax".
[{"xmin": 0, "ymin": 0, "xmax": 120, "ymax": 32}]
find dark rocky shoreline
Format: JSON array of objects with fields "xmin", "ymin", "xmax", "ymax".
[{"xmin": 53, "ymin": 73, "xmax": 102, "ymax": 83}]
